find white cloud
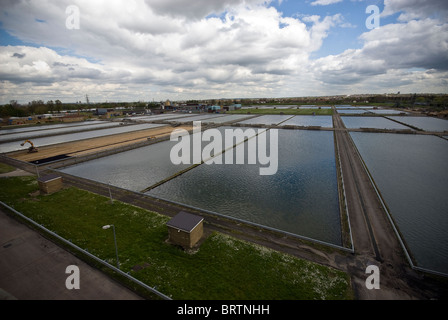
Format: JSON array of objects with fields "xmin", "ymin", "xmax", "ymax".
[
  {"xmin": 382, "ymin": 0, "xmax": 448, "ymax": 21},
  {"xmin": 310, "ymin": 0, "xmax": 343, "ymax": 6},
  {"xmin": 1, "ymin": 0, "xmax": 332, "ymax": 103},
  {"xmin": 311, "ymin": 17, "xmax": 448, "ymax": 92},
  {"xmin": 145, "ymin": 0, "xmax": 270, "ymax": 19},
  {"xmin": 0, "ymin": 0, "xmax": 447, "ymax": 104},
  {"xmin": 360, "ymin": 19, "xmax": 448, "ymax": 70}
]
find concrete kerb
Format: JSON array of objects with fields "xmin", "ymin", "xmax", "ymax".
[
  {"xmin": 345, "ymin": 131, "xmax": 448, "ymax": 278},
  {"xmin": 332, "ymin": 112, "xmax": 355, "ymax": 253},
  {"xmin": 333, "ymin": 131, "xmax": 355, "ymax": 253},
  {"xmin": 141, "ymin": 191, "xmax": 355, "ymax": 254},
  {"xmin": 0, "ymin": 154, "xmax": 36, "ymax": 173},
  {"xmin": 49, "ymin": 168, "xmax": 355, "ymax": 255}
]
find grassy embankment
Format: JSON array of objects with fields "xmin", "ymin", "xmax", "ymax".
[
  {"xmin": 228, "ymin": 108, "xmax": 333, "ymax": 116},
  {"xmin": 0, "ymin": 175, "xmax": 353, "ymax": 300}
]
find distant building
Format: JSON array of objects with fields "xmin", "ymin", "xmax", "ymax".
[
  {"xmin": 96, "ymin": 108, "xmax": 109, "ymax": 116},
  {"xmin": 164, "ymin": 100, "xmax": 171, "ymax": 109},
  {"xmin": 226, "ymin": 104, "xmax": 242, "ymax": 111},
  {"xmin": 96, "ymin": 108, "xmax": 122, "ymax": 119},
  {"xmin": 207, "ymin": 105, "xmax": 221, "ymax": 112}
]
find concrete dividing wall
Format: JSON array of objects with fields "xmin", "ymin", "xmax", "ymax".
[{"xmin": 1, "ymin": 135, "xmax": 169, "ymax": 173}]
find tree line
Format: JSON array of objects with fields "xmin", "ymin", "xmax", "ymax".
[{"xmin": 0, "ymin": 100, "xmax": 161, "ymax": 118}]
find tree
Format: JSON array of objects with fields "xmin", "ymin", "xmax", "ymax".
[
  {"xmin": 47, "ymin": 100, "xmax": 55, "ymax": 113},
  {"xmin": 55, "ymin": 100, "xmax": 62, "ymax": 113},
  {"xmin": 28, "ymin": 100, "xmax": 45, "ymax": 114},
  {"xmin": 0, "ymin": 101, "xmax": 27, "ymax": 117},
  {"xmin": 147, "ymin": 101, "xmax": 160, "ymax": 109},
  {"xmin": 431, "ymin": 96, "xmax": 447, "ymax": 109}
]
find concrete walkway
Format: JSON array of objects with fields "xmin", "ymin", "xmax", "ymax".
[
  {"xmin": 0, "ymin": 168, "xmax": 34, "ymax": 178},
  {"xmin": 0, "ymin": 208, "xmax": 143, "ymax": 300}
]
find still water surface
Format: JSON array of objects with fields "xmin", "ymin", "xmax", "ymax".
[
  {"xmin": 237, "ymin": 115, "xmax": 294, "ymax": 125},
  {"xmin": 149, "ymin": 129, "xmax": 342, "ymax": 245},
  {"xmin": 61, "ymin": 136, "xmax": 192, "ymax": 192},
  {"xmin": 388, "ymin": 116, "xmax": 448, "ymax": 132},
  {"xmin": 61, "ymin": 127, "xmax": 252, "ymax": 191},
  {"xmin": 342, "ymin": 117, "xmax": 411, "ymax": 130},
  {"xmin": 282, "ymin": 115, "xmax": 333, "ymax": 128},
  {"xmin": 61, "ymin": 128, "xmax": 342, "ymax": 245},
  {"xmin": 350, "ymin": 132, "xmax": 448, "ymax": 274}
]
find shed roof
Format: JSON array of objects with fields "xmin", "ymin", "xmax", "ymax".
[
  {"xmin": 166, "ymin": 211, "xmax": 203, "ymax": 233},
  {"xmin": 37, "ymin": 174, "xmax": 62, "ymax": 183}
]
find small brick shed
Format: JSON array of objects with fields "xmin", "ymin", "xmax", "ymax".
[
  {"xmin": 38, "ymin": 174, "xmax": 63, "ymax": 194},
  {"xmin": 166, "ymin": 211, "xmax": 204, "ymax": 249}
]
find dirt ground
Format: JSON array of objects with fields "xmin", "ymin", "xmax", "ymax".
[{"xmin": 8, "ymin": 124, "xmax": 192, "ymax": 162}]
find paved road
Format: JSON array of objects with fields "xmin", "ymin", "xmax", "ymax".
[{"xmin": 0, "ymin": 207, "xmax": 143, "ymax": 300}]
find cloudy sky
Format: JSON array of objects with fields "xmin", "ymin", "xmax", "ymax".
[{"xmin": 0, "ymin": 0, "xmax": 447, "ymax": 104}]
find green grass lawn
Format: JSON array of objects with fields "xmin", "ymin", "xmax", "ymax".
[
  {"xmin": 229, "ymin": 108, "xmax": 333, "ymax": 116},
  {"xmin": 0, "ymin": 176, "xmax": 353, "ymax": 300}
]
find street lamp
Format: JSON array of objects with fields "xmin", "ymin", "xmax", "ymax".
[
  {"xmin": 102, "ymin": 224, "xmax": 120, "ymax": 269},
  {"xmin": 107, "ymin": 181, "xmax": 113, "ymax": 204}
]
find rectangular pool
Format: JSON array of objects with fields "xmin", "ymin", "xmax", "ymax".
[
  {"xmin": 387, "ymin": 116, "xmax": 448, "ymax": 132},
  {"xmin": 61, "ymin": 127, "xmax": 343, "ymax": 245},
  {"xmin": 237, "ymin": 115, "xmax": 294, "ymax": 126},
  {"xmin": 350, "ymin": 132, "xmax": 448, "ymax": 274},
  {"xmin": 282, "ymin": 115, "xmax": 333, "ymax": 128},
  {"xmin": 148, "ymin": 129, "xmax": 342, "ymax": 245},
  {"xmin": 342, "ymin": 116, "xmax": 412, "ymax": 130}
]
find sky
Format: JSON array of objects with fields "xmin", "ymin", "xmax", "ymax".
[{"xmin": 0, "ymin": 0, "xmax": 447, "ymax": 104}]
